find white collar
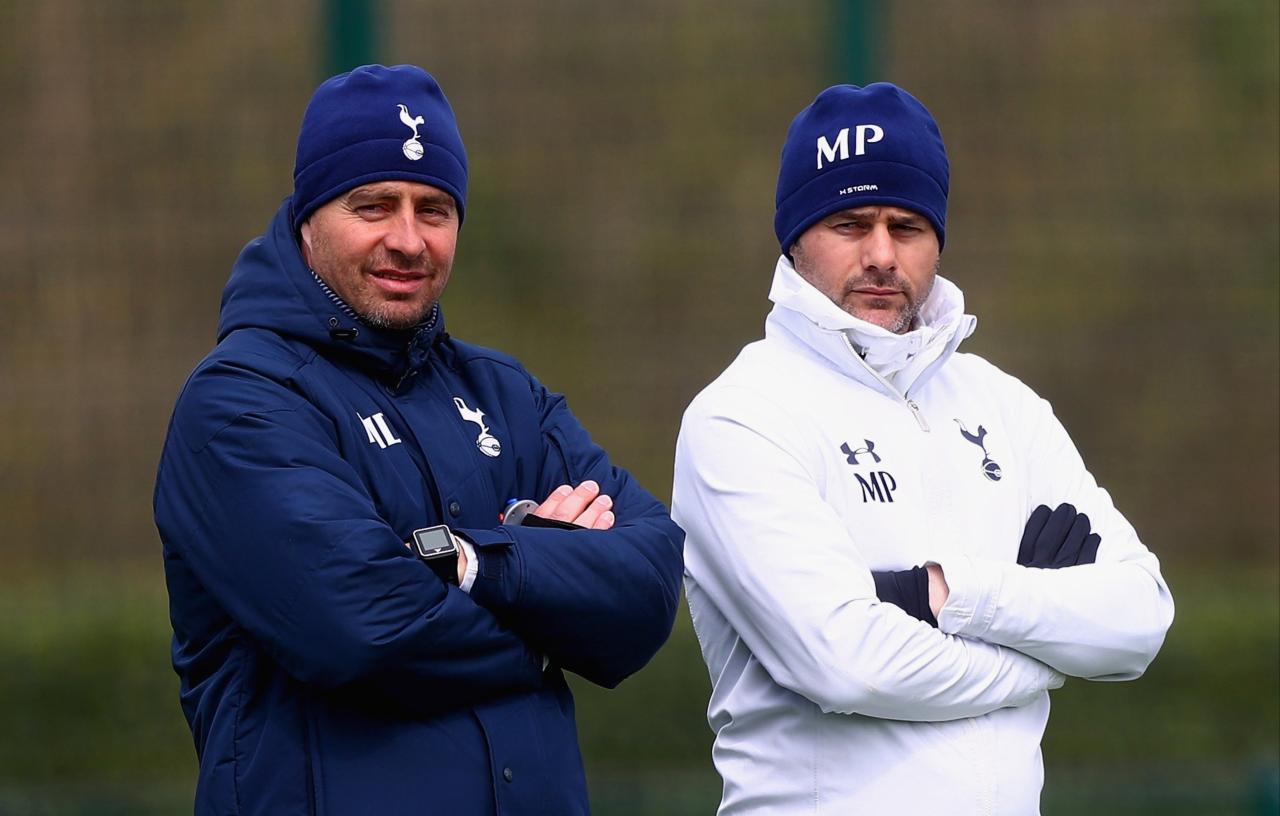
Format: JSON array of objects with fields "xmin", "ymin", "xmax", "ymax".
[{"xmin": 764, "ymin": 255, "xmax": 977, "ymax": 396}]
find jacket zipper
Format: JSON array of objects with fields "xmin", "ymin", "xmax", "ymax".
[
  {"xmin": 841, "ymin": 333, "xmax": 931, "ymax": 432},
  {"xmin": 904, "ymin": 399, "xmax": 930, "ymax": 432}
]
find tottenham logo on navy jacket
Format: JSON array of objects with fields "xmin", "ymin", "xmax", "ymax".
[
  {"xmin": 840, "ymin": 439, "xmax": 897, "ymax": 503},
  {"xmin": 453, "ymin": 397, "xmax": 502, "ymax": 457}
]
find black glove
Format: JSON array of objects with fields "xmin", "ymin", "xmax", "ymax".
[
  {"xmin": 1017, "ymin": 503, "xmax": 1101, "ymax": 568},
  {"xmin": 871, "ymin": 566, "xmax": 938, "ymax": 627}
]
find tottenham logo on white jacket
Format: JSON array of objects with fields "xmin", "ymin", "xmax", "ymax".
[{"xmin": 672, "ymin": 256, "xmax": 1173, "ymax": 816}]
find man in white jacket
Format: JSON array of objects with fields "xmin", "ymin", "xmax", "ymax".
[{"xmin": 672, "ymin": 83, "xmax": 1174, "ymax": 815}]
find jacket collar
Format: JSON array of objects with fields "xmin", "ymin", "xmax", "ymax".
[
  {"xmin": 764, "ymin": 255, "xmax": 976, "ymax": 397},
  {"xmin": 217, "ymin": 199, "xmax": 447, "ymax": 386}
]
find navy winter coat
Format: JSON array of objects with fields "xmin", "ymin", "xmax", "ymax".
[{"xmin": 154, "ymin": 201, "xmax": 685, "ymax": 816}]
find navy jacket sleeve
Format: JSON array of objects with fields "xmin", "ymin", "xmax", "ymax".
[
  {"xmin": 154, "ymin": 368, "xmax": 545, "ymax": 710},
  {"xmin": 461, "ymin": 375, "xmax": 684, "ymax": 689}
]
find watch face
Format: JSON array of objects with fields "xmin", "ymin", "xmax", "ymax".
[{"xmin": 412, "ymin": 526, "xmax": 456, "ymax": 559}]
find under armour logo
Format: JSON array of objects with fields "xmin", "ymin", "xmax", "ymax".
[
  {"xmin": 360, "ymin": 412, "xmax": 402, "ymax": 449},
  {"xmin": 955, "ymin": 419, "xmax": 1002, "ymax": 482},
  {"xmin": 840, "ymin": 439, "xmax": 882, "ymax": 466},
  {"xmin": 453, "ymin": 397, "xmax": 502, "ymax": 458},
  {"xmin": 397, "ymin": 103, "xmax": 425, "ymax": 161}
]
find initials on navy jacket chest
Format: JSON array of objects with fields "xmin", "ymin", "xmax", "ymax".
[{"xmin": 331, "ymin": 370, "xmax": 527, "ymax": 535}]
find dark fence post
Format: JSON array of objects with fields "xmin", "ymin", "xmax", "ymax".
[
  {"xmin": 832, "ymin": 0, "xmax": 885, "ymax": 85},
  {"xmin": 324, "ymin": 0, "xmax": 381, "ymax": 77}
]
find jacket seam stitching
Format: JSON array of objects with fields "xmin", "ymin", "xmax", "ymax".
[
  {"xmin": 231, "ymin": 649, "xmax": 245, "ymax": 815},
  {"xmin": 193, "ymin": 406, "xmax": 303, "ymax": 454}
]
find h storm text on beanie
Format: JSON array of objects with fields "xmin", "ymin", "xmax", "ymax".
[
  {"xmin": 774, "ymin": 83, "xmax": 949, "ymax": 256},
  {"xmin": 290, "ymin": 64, "xmax": 469, "ymax": 231}
]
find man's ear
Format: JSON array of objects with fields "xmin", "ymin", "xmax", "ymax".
[
  {"xmin": 788, "ymin": 239, "xmax": 803, "ymax": 266},
  {"xmin": 299, "ymin": 221, "xmax": 314, "ymax": 266}
]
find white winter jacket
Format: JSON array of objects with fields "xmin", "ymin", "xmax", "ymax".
[{"xmin": 673, "ymin": 257, "xmax": 1174, "ymax": 816}]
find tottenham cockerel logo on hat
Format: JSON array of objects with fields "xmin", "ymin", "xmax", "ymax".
[{"xmin": 397, "ymin": 104, "xmax": 426, "ymax": 161}]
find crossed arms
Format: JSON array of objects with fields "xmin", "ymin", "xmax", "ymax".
[
  {"xmin": 156, "ymin": 363, "xmax": 683, "ymax": 715},
  {"xmin": 671, "ymin": 385, "xmax": 1174, "ymax": 722}
]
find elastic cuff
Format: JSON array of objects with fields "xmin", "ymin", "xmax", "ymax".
[{"xmin": 913, "ymin": 565, "xmax": 939, "ymax": 628}]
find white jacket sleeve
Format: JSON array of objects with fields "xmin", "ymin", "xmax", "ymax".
[
  {"xmin": 674, "ymin": 389, "xmax": 1064, "ymax": 722},
  {"xmin": 936, "ymin": 382, "xmax": 1175, "ymax": 680}
]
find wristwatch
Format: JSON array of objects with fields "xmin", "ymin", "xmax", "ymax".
[{"xmin": 410, "ymin": 525, "xmax": 461, "ymax": 585}]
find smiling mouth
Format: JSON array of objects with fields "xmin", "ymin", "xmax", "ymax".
[
  {"xmin": 369, "ymin": 268, "xmax": 425, "ymax": 281},
  {"xmin": 366, "ymin": 268, "xmax": 430, "ymax": 297}
]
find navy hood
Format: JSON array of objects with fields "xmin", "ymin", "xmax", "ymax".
[{"xmin": 217, "ymin": 198, "xmax": 446, "ymax": 384}]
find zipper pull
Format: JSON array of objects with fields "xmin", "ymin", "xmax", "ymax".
[{"xmin": 906, "ymin": 399, "xmax": 930, "ymax": 432}]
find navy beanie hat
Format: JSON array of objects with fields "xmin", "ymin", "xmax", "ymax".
[
  {"xmin": 291, "ymin": 64, "xmax": 468, "ymax": 231},
  {"xmin": 775, "ymin": 83, "xmax": 948, "ymax": 255}
]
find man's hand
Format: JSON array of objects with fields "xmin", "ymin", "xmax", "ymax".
[
  {"xmin": 926, "ymin": 563, "xmax": 949, "ymax": 619},
  {"xmin": 1017, "ymin": 503, "xmax": 1102, "ymax": 568},
  {"xmin": 534, "ymin": 481, "xmax": 616, "ymax": 530}
]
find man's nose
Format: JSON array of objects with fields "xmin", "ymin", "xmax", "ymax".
[
  {"xmin": 383, "ymin": 208, "xmax": 426, "ymax": 258},
  {"xmin": 861, "ymin": 223, "xmax": 897, "ymax": 271}
]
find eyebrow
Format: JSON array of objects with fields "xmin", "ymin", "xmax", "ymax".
[
  {"xmin": 830, "ymin": 208, "xmax": 925, "ymax": 225},
  {"xmin": 345, "ymin": 186, "xmax": 456, "ymax": 208},
  {"xmin": 345, "ymin": 186, "xmax": 397, "ymax": 202},
  {"xmin": 885, "ymin": 212, "xmax": 926, "ymax": 225},
  {"xmin": 413, "ymin": 190, "xmax": 457, "ymax": 207}
]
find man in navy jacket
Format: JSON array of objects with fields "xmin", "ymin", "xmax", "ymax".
[{"xmin": 154, "ymin": 64, "xmax": 684, "ymax": 816}]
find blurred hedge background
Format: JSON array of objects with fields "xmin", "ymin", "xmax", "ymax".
[{"xmin": 1, "ymin": 1, "xmax": 1277, "ymax": 814}]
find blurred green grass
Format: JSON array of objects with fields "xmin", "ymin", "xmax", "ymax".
[{"xmin": 0, "ymin": 562, "xmax": 1275, "ymax": 814}]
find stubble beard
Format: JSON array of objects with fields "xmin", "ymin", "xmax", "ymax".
[
  {"xmin": 793, "ymin": 249, "xmax": 938, "ymax": 335},
  {"xmin": 871, "ymin": 274, "xmax": 933, "ymax": 334},
  {"xmin": 358, "ymin": 285, "xmax": 438, "ymax": 332},
  {"xmin": 307, "ymin": 230, "xmax": 445, "ymax": 332}
]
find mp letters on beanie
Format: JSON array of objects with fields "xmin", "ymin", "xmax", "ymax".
[
  {"xmin": 774, "ymin": 83, "xmax": 949, "ymax": 255},
  {"xmin": 291, "ymin": 64, "xmax": 468, "ymax": 231}
]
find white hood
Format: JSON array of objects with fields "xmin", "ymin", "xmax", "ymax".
[{"xmin": 764, "ymin": 254, "xmax": 977, "ymax": 397}]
